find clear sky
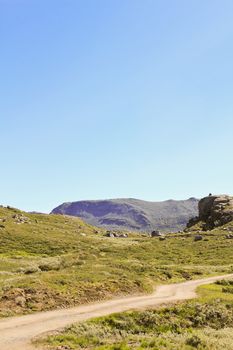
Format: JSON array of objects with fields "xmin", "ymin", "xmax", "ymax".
[{"xmin": 1, "ymin": 0, "xmax": 233, "ymax": 213}]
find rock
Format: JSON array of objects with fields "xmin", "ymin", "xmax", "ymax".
[
  {"xmin": 105, "ymin": 232, "xmax": 115, "ymax": 238},
  {"xmin": 186, "ymin": 216, "xmax": 200, "ymax": 228},
  {"xmin": 159, "ymin": 236, "xmax": 166, "ymax": 241},
  {"xmin": 12, "ymin": 213, "xmax": 30, "ymax": 224},
  {"xmin": 194, "ymin": 235, "xmax": 203, "ymax": 241},
  {"xmin": 120, "ymin": 233, "xmax": 128, "ymax": 238},
  {"xmin": 226, "ymin": 234, "xmax": 233, "ymax": 239},
  {"xmin": 151, "ymin": 230, "xmax": 163, "ymax": 237},
  {"xmin": 23, "ymin": 266, "xmax": 41, "ymax": 274},
  {"xmin": 187, "ymin": 195, "xmax": 233, "ymax": 231},
  {"xmin": 15, "ymin": 296, "xmax": 26, "ymax": 307}
]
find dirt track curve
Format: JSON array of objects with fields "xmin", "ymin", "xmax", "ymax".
[{"xmin": 1, "ymin": 274, "xmax": 233, "ymax": 350}]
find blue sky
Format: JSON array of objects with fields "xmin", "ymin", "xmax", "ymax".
[{"xmin": 1, "ymin": 0, "xmax": 233, "ymax": 212}]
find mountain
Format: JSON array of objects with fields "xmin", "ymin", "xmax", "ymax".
[{"xmin": 51, "ymin": 198, "xmax": 199, "ymax": 232}]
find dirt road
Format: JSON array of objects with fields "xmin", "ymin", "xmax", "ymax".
[{"xmin": 1, "ymin": 274, "xmax": 233, "ymax": 350}]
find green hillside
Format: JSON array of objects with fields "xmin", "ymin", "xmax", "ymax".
[{"xmin": 0, "ymin": 205, "xmax": 233, "ymax": 318}]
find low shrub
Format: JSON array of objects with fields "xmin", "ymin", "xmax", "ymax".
[{"xmin": 186, "ymin": 335, "xmax": 202, "ymax": 348}]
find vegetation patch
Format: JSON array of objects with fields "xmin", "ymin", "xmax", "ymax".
[
  {"xmin": 39, "ymin": 280, "xmax": 233, "ymax": 350},
  {"xmin": 0, "ymin": 206, "xmax": 233, "ymax": 318}
]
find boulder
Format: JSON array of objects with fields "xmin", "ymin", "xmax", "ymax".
[
  {"xmin": 120, "ymin": 233, "xmax": 128, "ymax": 238},
  {"xmin": 187, "ymin": 195, "xmax": 233, "ymax": 230},
  {"xmin": 159, "ymin": 236, "xmax": 166, "ymax": 241},
  {"xmin": 105, "ymin": 232, "xmax": 115, "ymax": 238},
  {"xmin": 194, "ymin": 235, "xmax": 203, "ymax": 241},
  {"xmin": 151, "ymin": 230, "xmax": 163, "ymax": 237}
]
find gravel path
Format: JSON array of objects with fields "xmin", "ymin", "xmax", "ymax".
[{"xmin": 1, "ymin": 273, "xmax": 233, "ymax": 350}]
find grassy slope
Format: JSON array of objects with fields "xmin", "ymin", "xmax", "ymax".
[
  {"xmin": 40, "ymin": 281, "xmax": 233, "ymax": 350},
  {"xmin": 0, "ymin": 206, "xmax": 233, "ymax": 318}
]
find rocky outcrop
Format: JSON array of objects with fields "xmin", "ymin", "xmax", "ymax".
[{"xmin": 187, "ymin": 195, "xmax": 233, "ymax": 230}]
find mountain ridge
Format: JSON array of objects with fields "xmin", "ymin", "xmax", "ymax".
[{"xmin": 51, "ymin": 197, "xmax": 199, "ymax": 232}]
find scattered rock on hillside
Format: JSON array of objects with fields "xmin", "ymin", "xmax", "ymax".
[
  {"xmin": 105, "ymin": 232, "xmax": 113, "ymax": 238},
  {"xmin": 12, "ymin": 214, "xmax": 30, "ymax": 224},
  {"xmin": 15, "ymin": 296, "xmax": 26, "ymax": 307},
  {"xmin": 105, "ymin": 231, "xmax": 128, "ymax": 238},
  {"xmin": 151, "ymin": 230, "xmax": 163, "ymax": 237},
  {"xmin": 187, "ymin": 194, "xmax": 233, "ymax": 231},
  {"xmin": 120, "ymin": 233, "xmax": 128, "ymax": 238},
  {"xmin": 194, "ymin": 235, "xmax": 203, "ymax": 241},
  {"xmin": 159, "ymin": 236, "xmax": 166, "ymax": 241}
]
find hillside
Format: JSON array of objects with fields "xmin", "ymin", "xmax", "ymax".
[
  {"xmin": 0, "ymin": 204, "xmax": 233, "ymax": 318},
  {"xmin": 51, "ymin": 198, "xmax": 199, "ymax": 232},
  {"xmin": 37, "ymin": 195, "xmax": 233, "ymax": 350},
  {"xmin": 41, "ymin": 280, "xmax": 233, "ymax": 350}
]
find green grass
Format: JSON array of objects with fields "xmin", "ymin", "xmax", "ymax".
[
  {"xmin": 39, "ymin": 280, "xmax": 233, "ymax": 350},
  {"xmin": 0, "ymin": 205, "xmax": 233, "ymax": 318}
]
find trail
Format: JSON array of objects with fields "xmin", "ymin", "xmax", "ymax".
[{"xmin": 1, "ymin": 274, "xmax": 233, "ymax": 350}]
